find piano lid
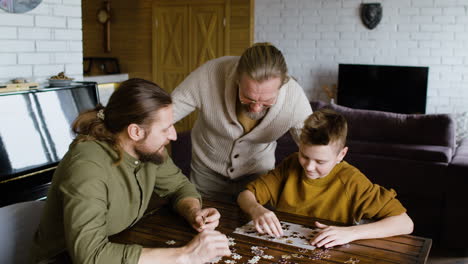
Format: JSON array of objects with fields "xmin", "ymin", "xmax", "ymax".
[{"xmin": 0, "ymin": 84, "xmax": 99, "ymax": 183}]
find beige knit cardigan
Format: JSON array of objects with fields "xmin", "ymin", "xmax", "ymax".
[{"xmin": 172, "ymin": 56, "xmax": 312, "ymax": 180}]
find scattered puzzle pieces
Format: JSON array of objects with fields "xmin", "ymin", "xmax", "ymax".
[
  {"xmin": 345, "ymin": 257, "xmax": 360, "ymax": 263},
  {"xmin": 165, "ymin": 240, "xmax": 175, "ymax": 245}
]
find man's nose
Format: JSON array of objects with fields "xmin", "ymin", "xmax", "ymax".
[
  {"xmin": 168, "ymin": 126, "xmax": 177, "ymax": 141},
  {"xmin": 249, "ymin": 103, "xmax": 263, "ymax": 112}
]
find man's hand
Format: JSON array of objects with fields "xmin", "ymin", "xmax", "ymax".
[
  {"xmin": 176, "ymin": 197, "xmax": 220, "ymax": 232},
  {"xmin": 310, "ymin": 221, "xmax": 356, "ymax": 248},
  {"xmin": 190, "ymin": 208, "xmax": 221, "ymax": 232},
  {"xmin": 139, "ymin": 230, "xmax": 230, "ymax": 264},
  {"xmin": 179, "ymin": 230, "xmax": 231, "ymax": 264},
  {"xmin": 250, "ymin": 205, "xmax": 283, "ymax": 237}
]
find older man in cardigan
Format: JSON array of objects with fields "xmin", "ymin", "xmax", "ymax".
[{"xmin": 172, "ymin": 43, "xmax": 312, "ymax": 202}]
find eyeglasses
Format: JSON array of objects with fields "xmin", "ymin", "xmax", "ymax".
[{"xmin": 238, "ymin": 88, "xmax": 278, "ymax": 109}]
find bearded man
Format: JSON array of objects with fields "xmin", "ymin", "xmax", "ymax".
[{"xmin": 31, "ymin": 78, "xmax": 231, "ymax": 264}]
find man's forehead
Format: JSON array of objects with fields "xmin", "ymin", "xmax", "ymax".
[
  {"xmin": 149, "ymin": 106, "xmax": 173, "ymax": 126},
  {"xmin": 240, "ymin": 76, "xmax": 281, "ymax": 93}
]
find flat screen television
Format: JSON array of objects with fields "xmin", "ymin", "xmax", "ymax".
[{"xmin": 337, "ymin": 64, "xmax": 429, "ymax": 114}]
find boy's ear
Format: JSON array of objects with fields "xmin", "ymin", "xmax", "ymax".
[
  {"xmin": 127, "ymin": 124, "xmax": 145, "ymax": 141},
  {"xmin": 337, "ymin": 146, "xmax": 348, "ymax": 161}
]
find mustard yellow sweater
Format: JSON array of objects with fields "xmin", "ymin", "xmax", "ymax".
[{"xmin": 246, "ymin": 153, "xmax": 406, "ymax": 225}]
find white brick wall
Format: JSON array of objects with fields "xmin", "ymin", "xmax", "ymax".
[
  {"xmin": 255, "ymin": 0, "xmax": 468, "ymax": 114},
  {"xmin": 0, "ymin": 0, "xmax": 83, "ymax": 84}
]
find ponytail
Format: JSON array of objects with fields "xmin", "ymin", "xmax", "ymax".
[{"xmin": 71, "ymin": 104, "xmax": 121, "ymax": 160}]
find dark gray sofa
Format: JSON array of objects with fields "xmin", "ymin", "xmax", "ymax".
[
  {"xmin": 170, "ymin": 101, "xmax": 468, "ymax": 249},
  {"xmin": 308, "ymin": 101, "xmax": 462, "ymax": 248}
]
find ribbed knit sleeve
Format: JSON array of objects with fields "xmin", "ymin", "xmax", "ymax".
[
  {"xmin": 171, "ymin": 64, "xmax": 205, "ymax": 122},
  {"xmin": 286, "ymin": 80, "xmax": 313, "ymax": 144}
]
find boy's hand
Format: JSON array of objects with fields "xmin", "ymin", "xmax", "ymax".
[
  {"xmin": 310, "ymin": 221, "xmax": 357, "ymax": 248},
  {"xmin": 250, "ymin": 205, "xmax": 283, "ymax": 237},
  {"xmin": 191, "ymin": 208, "xmax": 221, "ymax": 232}
]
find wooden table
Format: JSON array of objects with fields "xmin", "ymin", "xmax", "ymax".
[{"xmin": 110, "ymin": 199, "xmax": 432, "ymax": 264}]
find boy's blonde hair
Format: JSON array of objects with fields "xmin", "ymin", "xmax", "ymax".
[
  {"xmin": 300, "ymin": 108, "xmax": 348, "ymax": 152},
  {"xmin": 236, "ymin": 42, "xmax": 289, "ymax": 85}
]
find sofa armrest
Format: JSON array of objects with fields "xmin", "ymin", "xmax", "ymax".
[{"xmin": 442, "ymin": 137, "xmax": 468, "ymax": 247}]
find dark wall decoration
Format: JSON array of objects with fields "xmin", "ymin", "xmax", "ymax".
[{"xmin": 360, "ymin": 3, "xmax": 382, "ymax": 30}]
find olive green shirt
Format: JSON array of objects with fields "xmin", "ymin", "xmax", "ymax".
[{"xmin": 31, "ymin": 140, "xmax": 201, "ymax": 264}]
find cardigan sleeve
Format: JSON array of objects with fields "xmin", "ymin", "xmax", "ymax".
[
  {"xmin": 171, "ymin": 64, "xmax": 206, "ymax": 122},
  {"xmin": 286, "ymin": 80, "xmax": 313, "ymax": 144}
]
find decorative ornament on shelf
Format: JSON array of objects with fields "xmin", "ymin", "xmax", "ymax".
[
  {"xmin": 322, "ymin": 84, "xmax": 337, "ymax": 104},
  {"xmin": 360, "ymin": 3, "xmax": 382, "ymax": 30},
  {"xmin": 48, "ymin": 72, "xmax": 74, "ymax": 87},
  {"xmin": 0, "ymin": 78, "xmax": 39, "ymax": 93}
]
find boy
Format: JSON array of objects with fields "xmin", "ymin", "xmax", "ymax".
[{"xmin": 237, "ymin": 109, "xmax": 413, "ymax": 248}]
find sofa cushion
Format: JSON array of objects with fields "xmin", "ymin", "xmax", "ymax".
[
  {"xmin": 171, "ymin": 130, "xmax": 192, "ymax": 177},
  {"xmin": 311, "ymin": 101, "xmax": 456, "ymax": 150},
  {"xmin": 348, "ymin": 140, "xmax": 453, "ymax": 163},
  {"xmin": 275, "ymin": 133, "xmax": 298, "ymax": 165}
]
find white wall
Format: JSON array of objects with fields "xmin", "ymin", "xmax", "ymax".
[
  {"xmin": 255, "ymin": 0, "xmax": 468, "ymax": 114},
  {"xmin": 0, "ymin": 0, "xmax": 83, "ymax": 84}
]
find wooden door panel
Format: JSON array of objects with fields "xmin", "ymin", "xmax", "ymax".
[
  {"xmin": 154, "ymin": 5, "xmax": 188, "ymax": 92},
  {"xmin": 154, "ymin": 0, "xmax": 253, "ymax": 132},
  {"xmin": 162, "ymin": 72, "xmax": 186, "ymax": 91},
  {"xmin": 189, "ymin": 4, "xmax": 225, "ymax": 70}
]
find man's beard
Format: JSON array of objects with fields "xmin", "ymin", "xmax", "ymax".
[
  {"xmin": 241, "ymin": 104, "xmax": 268, "ymax": 120},
  {"xmin": 134, "ymin": 146, "xmax": 166, "ymax": 165}
]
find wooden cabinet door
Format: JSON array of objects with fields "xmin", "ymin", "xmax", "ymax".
[
  {"xmin": 153, "ymin": 5, "xmax": 189, "ymax": 94},
  {"xmin": 153, "ymin": 3, "xmax": 194, "ymax": 132},
  {"xmin": 189, "ymin": 3, "xmax": 225, "ymax": 70},
  {"xmin": 154, "ymin": 1, "xmax": 227, "ymax": 132},
  {"xmin": 153, "ymin": 0, "xmax": 252, "ymax": 132}
]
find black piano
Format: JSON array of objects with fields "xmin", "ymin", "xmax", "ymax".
[{"xmin": 0, "ymin": 83, "xmax": 100, "ymax": 207}]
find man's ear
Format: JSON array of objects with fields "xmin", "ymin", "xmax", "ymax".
[{"xmin": 127, "ymin": 124, "xmax": 145, "ymax": 141}]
